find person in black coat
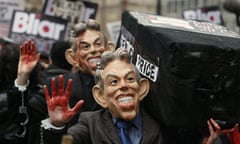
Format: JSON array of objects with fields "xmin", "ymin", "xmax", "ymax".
[
  {"xmin": 41, "ymin": 48, "xmax": 163, "ymax": 144},
  {"xmin": 8, "ymin": 19, "xmax": 115, "ymax": 144},
  {"xmin": 0, "ymin": 39, "xmax": 44, "ymax": 144},
  {"xmin": 41, "ymin": 40, "xmax": 72, "ymax": 81},
  {"xmin": 0, "ymin": 41, "xmax": 20, "ymax": 144}
]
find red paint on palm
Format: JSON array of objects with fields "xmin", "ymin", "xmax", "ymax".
[
  {"xmin": 18, "ymin": 40, "xmax": 40, "ymax": 74},
  {"xmin": 43, "ymin": 75, "xmax": 84, "ymax": 125}
]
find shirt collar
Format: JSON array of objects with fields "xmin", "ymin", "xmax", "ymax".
[{"xmin": 113, "ymin": 111, "xmax": 142, "ymax": 129}]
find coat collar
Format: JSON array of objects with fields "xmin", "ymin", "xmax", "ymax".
[
  {"xmin": 100, "ymin": 110, "xmax": 122, "ymax": 144},
  {"xmin": 142, "ymin": 110, "xmax": 162, "ymax": 144},
  {"xmin": 99, "ymin": 109, "xmax": 162, "ymax": 144}
]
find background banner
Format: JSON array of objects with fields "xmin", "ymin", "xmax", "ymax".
[
  {"xmin": 42, "ymin": 0, "xmax": 98, "ymax": 24},
  {"xmin": 0, "ymin": 0, "xmax": 25, "ymax": 37},
  {"xmin": 8, "ymin": 10, "xmax": 68, "ymax": 54},
  {"xmin": 183, "ymin": 6, "xmax": 224, "ymax": 25}
]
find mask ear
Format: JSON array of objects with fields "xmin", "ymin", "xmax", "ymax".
[
  {"xmin": 65, "ymin": 49, "xmax": 79, "ymax": 68},
  {"xmin": 106, "ymin": 41, "xmax": 115, "ymax": 51},
  {"xmin": 138, "ymin": 78, "xmax": 150, "ymax": 101},
  {"xmin": 92, "ymin": 85, "xmax": 107, "ymax": 108}
]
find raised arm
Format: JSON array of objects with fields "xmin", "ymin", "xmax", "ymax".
[
  {"xmin": 43, "ymin": 75, "xmax": 84, "ymax": 127},
  {"xmin": 16, "ymin": 40, "xmax": 40, "ymax": 86}
]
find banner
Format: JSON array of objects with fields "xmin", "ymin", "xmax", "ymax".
[
  {"xmin": 42, "ymin": 0, "xmax": 98, "ymax": 24},
  {"xmin": 8, "ymin": 10, "xmax": 68, "ymax": 54},
  {"xmin": 107, "ymin": 21, "xmax": 121, "ymax": 43},
  {"xmin": 183, "ymin": 6, "xmax": 224, "ymax": 25},
  {"xmin": 0, "ymin": 0, "xmax": 24, "ymax": 37}
]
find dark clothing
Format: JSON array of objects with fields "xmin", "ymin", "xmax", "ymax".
[
  {"xmin": 60, "ymin": 70, "xmax": 100, "ymax": 111},
  {"xmin": 44, "ymin": 109, "xmax": 163, "ymax": 144},
  {"xmin": 162, "ymin": 127, "xmax": 203, "ymax": 144},
  {"xmin": 52, "ymin": 70, "xmax": 101, "ymax": 125},
  {"xmin": 4, "ymin": 84, "xmax": 45, "ymax": 144},
  {"xmin": 41, "ymin": 64, "xmax": 70, "ymax": 81},
  {"xmin": 0, "ymin": 87, "xmax": 19, "ymax": 144},
  {"xmin": 6, "ymin": 70, "xmax": 101, "ymax": 144}
]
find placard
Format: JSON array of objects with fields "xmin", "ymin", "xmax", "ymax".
[
  {"xmin": 9, "ymin": 10, "xmax": 68, "ymax": 54},
  {"xmin": 183, "ymin": 6, "xmax": 224, "ymax": 25}
]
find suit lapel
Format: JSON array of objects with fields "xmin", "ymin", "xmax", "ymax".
[
  {"xmin": 142, "ymin": 111, "xmax": 160, "ymax": 144},
  {"xmin": 100, "ymin": 110, "xmax": 122, "ymax": 144}
]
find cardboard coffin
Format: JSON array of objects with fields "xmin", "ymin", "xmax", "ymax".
[{"xmin": 118, "ymin": 11, "xmax": 240, "ymax": 128}]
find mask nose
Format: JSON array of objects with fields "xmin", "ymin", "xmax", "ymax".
[
  {"xmin": 89, "ymin": 44, "xmax": 97, "ymax": 54},
  {"xmin": 120, "ymin": 80, "xmax": 128, "ymax": 90}
]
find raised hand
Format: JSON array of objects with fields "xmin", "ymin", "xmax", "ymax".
[
  {"xmin": 16, "ymin": 41, "xmax": 40, "ymax": 86},
  {"xmin": 202, "ymin": 118, "xmax": 238, "ymax": 144},
  {"xmin": 209, "ymin": 118, "xmax": 238, "ymax": 134},
  {"xmin": 18, "ymin": 40, "xmax": 40, "ymax": 75},
  {"xmin": 202, "ymin": 119, "xmax": 220, "ymax": 144},
  {"xmin": 43, "ymin": 75, "xmax": 84, "ymax": 127}
]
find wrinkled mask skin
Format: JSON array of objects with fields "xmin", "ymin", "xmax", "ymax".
[
  {"xmin": 75, "ymin": 30, "xmax": 106, "ymax": 75},
  {"xmin": 96, "ymin": 59, "xmax": 149, "ymax": 121}
]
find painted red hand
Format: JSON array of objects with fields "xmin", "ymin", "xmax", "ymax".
[
  {"xmin": 43, "ymin": 75, "xmax": 84, "ymax": 126},
  {"xmin": 203, "ymin": 118, "xmax": 239, "ymax": 144},
  {"xmin": 210, "ymin": 118, "xmax": 238, "ymax": 134},
  {"xmin": 203, "ymin": 119, "xmax": 219, "ymax": 144},
  {"xmin": 18, "ymin": 40, "xmax": 40, "ymax": 74}
]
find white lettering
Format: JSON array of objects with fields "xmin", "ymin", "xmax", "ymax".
[
  {"xmin": 136, "ymin": 54, "xmax": 159, "ymax": 82},
  {"xmin": 120, "ymin": 35, "xmax": 134, "ymax": 62},
  {"xmin": 12, "ymin": 11, "xmax": 65, "ymax": 40},
  {"xmin": 53, "ymin": 24, "xmax": 65, "ymax": 40},
  {"xmin": 184, "ymin": 9, "xmax": 222, "ymax": 25},
  {"xmin": 12, "ymin": 11, "xmax": 28, "ymax": 33}
]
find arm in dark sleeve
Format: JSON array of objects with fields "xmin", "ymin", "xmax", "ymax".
[
  {"xmin": 7, "ymin": 86, "xmax": 25, "ymax": 123},
  {"xmin": 41, "ymin": 118, "xmax": 67, "ymax": 144},
  {"xmin": 40, "ymin": 113, "xmax": 91, "ymax": 144},
  {"xmin": 42, "ymin": 126, "xmax": 67, "ymax": 144}
]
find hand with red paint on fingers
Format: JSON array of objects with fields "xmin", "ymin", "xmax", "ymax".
[
  {"xmin": 18, "ymin": 41, "xmax": 40, "ymax": 74},
  {"xmin": 16, "ymin": 40, "xmax": 40, "ymax": 86},
  {"xmin": 209, "ymin": 118, "xmax": 238, "ymax": 134},
  {"xmin": 202, "ymin": 119, "xmax": 220, "ymax": 144},
  {"xmin": 43, "ymin": 75, "xmax": 84, "ymax": 127},
  {"xmin": 202, "ymin": 118, "xmax": 238, "ymax": 144}
]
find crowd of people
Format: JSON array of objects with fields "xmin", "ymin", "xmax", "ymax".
[{"xmin": 0, "ymin": 19, "xmax": 239, "ymax": 144}]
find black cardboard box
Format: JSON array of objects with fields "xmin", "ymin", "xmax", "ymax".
[{"xmin": 118, "ymin": 11, "xmax": 240, "ymax": 128}]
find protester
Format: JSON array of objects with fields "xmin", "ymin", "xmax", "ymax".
[
  {"xmin": 41, "ymin": 40, "xmax": 72, "ymax": 81},
  {"xmin": 6, "ymin": 40, "xmax": 46, "ymax": 144},
  {"xmin": 43, "ymin": 19, "xmax": 115, "ymax": 125},
  {"xmin": 0, "ymin": 40, "xmax": 44, "ymax": 144},
  {"xmin": 41, "ymin": 48, "xmax": 163, "ymax": 144},
  {"xmin": 8, "ymin": 19, "xmax": 115, "ymax": 144},
  {"xmin": 0, "ymin": 42, "xmax": 20, "ymax": 144},
  {"xmin": 39, "ymin": 51, "xmax": 50, "ymax": 71}
]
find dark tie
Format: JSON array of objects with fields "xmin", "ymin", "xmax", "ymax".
[{"xmin": 116, "ymin": 119, "xmax": 133, "ymax": 144}]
